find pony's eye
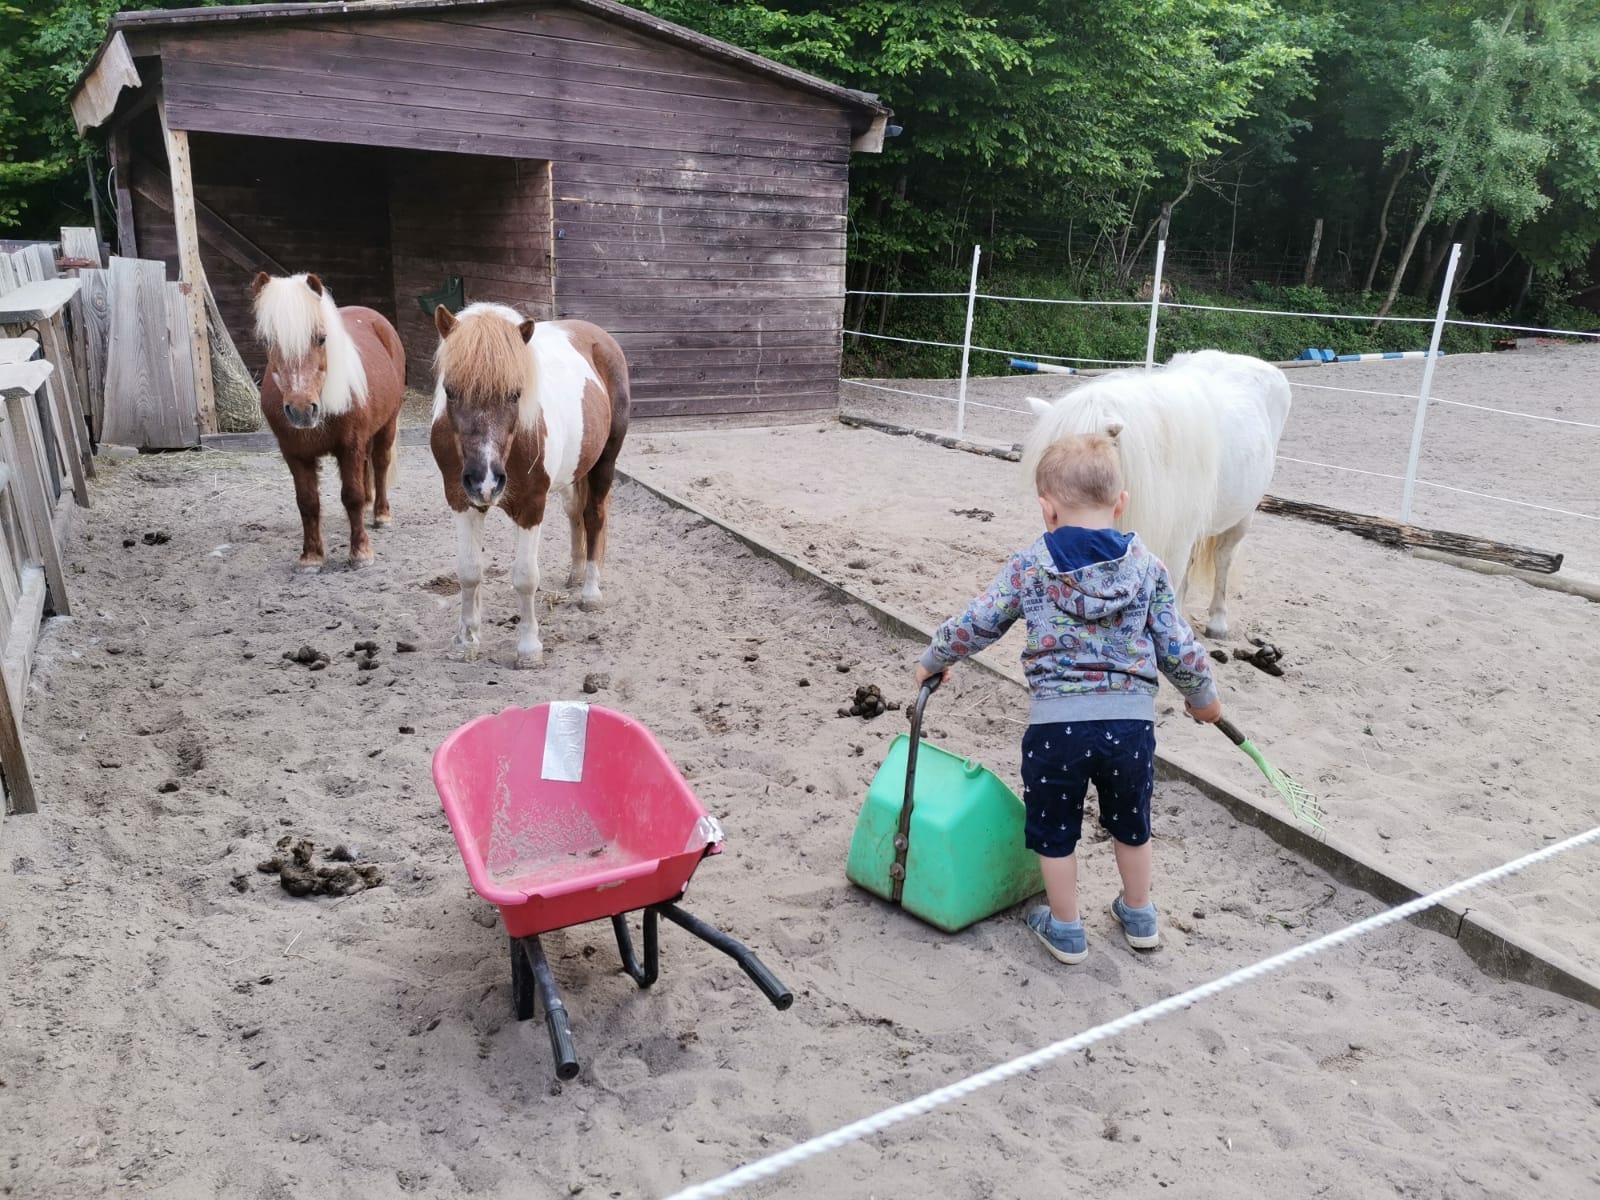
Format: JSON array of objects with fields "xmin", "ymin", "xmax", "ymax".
[{"xmin": 316, "ymin": 334, "xmax": 327, "ymax": 347}]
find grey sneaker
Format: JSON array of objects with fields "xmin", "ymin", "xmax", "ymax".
[
  {"xmin": 1026, "ymin": 906, "xmax": 1088, "ymax": 964},
  {"xmin": 1111, "ymin": 894, "xmax": 1160, "ymax": 949}
]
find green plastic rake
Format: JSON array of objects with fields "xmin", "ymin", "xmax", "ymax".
[{"xmin": 1215, "ymin": 718, "xmax": 1324, "ymax": 830}]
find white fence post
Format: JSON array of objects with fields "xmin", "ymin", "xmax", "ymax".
[
  {"xmin": 1398, "ymin": 242, "xmax": 1462, "ymax": 525},
  {"xmin": 1143, "ymin": 238, "xmax": 1166, "ymax": 370},
  {"xmin": 954, "ymin": 244, "xmax": 981, "ymax": 437}
]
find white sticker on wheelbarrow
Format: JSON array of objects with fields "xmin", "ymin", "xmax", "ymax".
[
  {"xmin": 542, "ymin": 702, "xmax": 589, "ymax": 782},
  {"xmin": 686, "ymin": 815, "xmax": 724, "ymax": 852}
]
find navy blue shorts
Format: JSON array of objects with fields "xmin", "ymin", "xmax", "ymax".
[{"xmin": 1020, "ymin": 720, "xmax": 1156, "ymax": 857}]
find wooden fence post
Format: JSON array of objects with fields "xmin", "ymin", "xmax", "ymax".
[
  {"xmin": 157, "ymin": 99, "xmax": 218, "ymax": 437},
  {"xmin": 0, "ymin": 644, "xmax": 38, "ymax": 814},
  {"xmin": 2, "ymin": 377, "xmax": 71, "ymax": 618}
]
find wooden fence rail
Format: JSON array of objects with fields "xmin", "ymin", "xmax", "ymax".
[{"xmin": 0, "ymin": 229, "xmax": 109, "ymax": 817}]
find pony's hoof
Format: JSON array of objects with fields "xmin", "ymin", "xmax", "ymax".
[
  {"xmin": 579, "ymin": 593, "xmax": 605, "ymax": 613},
  {"xmin": 349, "ymin": 547, "xmax": 375, "ymax": 568},
  {"xmin": 295, "ymin": 557, "xmax": 324, "ymax": 574},
  {"xmin": 515, "ymin": 650, "xmax": 544, "ymax": 670},
  {"xmin": 1204, "ymin": 620, "xmax": 1229, "ymax": 640},
  {"xmin": 459, "ymin": 643, "xmax": 482, "ymax": 664},
  {"xmin": 372, "ymin": 512, "xmax": 392, "ymax": 529}
]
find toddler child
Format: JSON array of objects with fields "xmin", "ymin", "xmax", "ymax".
[{"xmin": 915, "ymin": 430, "xmax": 1222, "ymax": 962}]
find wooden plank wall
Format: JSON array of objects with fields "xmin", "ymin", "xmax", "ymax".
[
  {"xmin": 154, "ymin": 2, "xmax": 855, "ymax": 419},
  {"xmin": 125, "ymin": 116, "xmax": 396, "ymax": 377},
  {"xmin": 387, "ymin": 151, "xmax": 554, "ymax": 389}
]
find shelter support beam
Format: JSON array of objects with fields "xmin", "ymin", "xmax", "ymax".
[{"xmin": 157, "ymin": 100, "xmax": 218, "ymax": 436}]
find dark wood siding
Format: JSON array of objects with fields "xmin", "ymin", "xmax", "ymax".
[
  {"xmin": 189, "ymin": 135, "xmax": 395, "ymax": 376},
  {"xmin": 126, "ymin": 118, "xmax": 396, "ymax": 378},
  {"xmin": 388, "ymin": 151, "xmax": 554, "ymax": 388},
  {"xmin": 151, "ymin": 1, "xmax": 852, "ymax": 419}
]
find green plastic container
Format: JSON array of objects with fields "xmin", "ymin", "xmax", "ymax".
[{"xmin": 846, "ymin": 686, "xmax": 1042, "ymax": 933}]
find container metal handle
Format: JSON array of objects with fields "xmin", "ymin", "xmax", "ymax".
[{"xmin": 892, "ymin": 676, "xmax": 940, "ymax": 902}]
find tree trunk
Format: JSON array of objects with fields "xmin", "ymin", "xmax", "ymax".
[
  {"xmin": 875, "ymin": 252, "xmax": 903, "ymax": 336},
  {"xmin": 1512, "ymin": 261, "xmax": 1535, "ymax": 318},
  {"xmin": 1364, "ymin": 150, "xmax": 1412, "ymax": 293},
  {"xmin": 1122, "ymin": 171, "xmax": 1195, "ymax": 287},
  {"xmin": 1117, "ymin": 182, "xmax": 1146, "ymax": 275},
  {"xmin": 1375, "ymin": 4, "xmax": 1520, "ymax": 321},
  {"xmin": 1415, "ymin": 219, "xmax": 1459, "ymax": 300},
  {"xmin": 1226, "ymin": 172, "xmax": 1242, "ymax": 290},
  {"xmin": 1302, "ymin": 218, "xmax": 1324, "ymax": 286},
  {"xmin": 1453, "ymin": 210, "xmax": 1483, "ymax": 299}
]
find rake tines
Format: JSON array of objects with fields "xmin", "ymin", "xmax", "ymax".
[{"xmin": 1215, "ymin": 718, "xmax": 1324, "ymax": 831}]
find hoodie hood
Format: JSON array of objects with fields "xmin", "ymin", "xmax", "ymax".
[{"xmin": 1041, "ymin": 528, "xmax": 1142, "ymax": 620}]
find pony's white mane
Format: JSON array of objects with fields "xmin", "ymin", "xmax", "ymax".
[
  {"xmin": 253, "ymin": 274, "xmax": 368, "ymax": 415},
  {"xmin": 1017, "ymin": 355, "xmax": 1292, "ymax": 588}
]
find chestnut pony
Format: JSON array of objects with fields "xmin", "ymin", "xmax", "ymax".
[
  {"xmin": 251, "ymin": 272, "xmax": 406, "ymax": 569},
  {"xmin": 430, "ymin": 303, "xmax": 630, "ymax": 666}
]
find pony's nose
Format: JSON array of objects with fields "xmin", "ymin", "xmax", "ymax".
[{"xmin": 462, "ymin": 468, "xmax": 506, "ymax": 505}]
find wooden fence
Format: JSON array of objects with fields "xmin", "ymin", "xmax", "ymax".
[
  {"xmin": 0, "ymin": 224, "xmax": 246, "ymax": 817},
  {"xmin": 0, "ymin": 229, "xmax": 104, "ymax": 817}
]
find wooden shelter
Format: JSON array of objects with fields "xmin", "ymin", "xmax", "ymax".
[{"xmin": 68, "ymin": 0, "xmax": 890, "ymax": 426}]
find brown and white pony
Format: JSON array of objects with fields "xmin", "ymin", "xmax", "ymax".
[
  {"xmin": 251, "ymin": 272, "xmax": 406, "ymax": 569},
  {"xmin": 430, "ymin": 303, "xmax": 630, "ymax": 666}
]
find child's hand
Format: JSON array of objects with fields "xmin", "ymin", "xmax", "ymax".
[
  {"xmin": 915, "ymin": 663, "xmax": 947, "ymax": 690},
  {"xmin": 1185, "ymin": 697, "xmax": 1223, "ymax": 724}
]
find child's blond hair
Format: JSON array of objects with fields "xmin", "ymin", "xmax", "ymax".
[{"xmin": 1034, "ymin": 428, "xmax": 1124, "ymax": 508}]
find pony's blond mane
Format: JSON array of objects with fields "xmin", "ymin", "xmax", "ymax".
[
  {"xmin": 433, "ymin": 304, "xmax": 538, "ymax": 421},
  {"xmin": 252, "ymin": 274, "xmax": 368, "ymax": 415}
]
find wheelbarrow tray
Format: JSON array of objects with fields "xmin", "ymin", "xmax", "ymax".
[
  {"xmin": 433, "ymin": 701, "xmax": 791, "ymax": 1080},
  {"xmin": 434, "ymin": 701, "xmax": 722, "ymax": 938}
]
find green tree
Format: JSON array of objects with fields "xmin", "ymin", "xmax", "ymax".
[
  {"xmin": 627, "ymin": 0, "xmax": 1311, "ymax": 291},
  {"xmin": 0, "ymin": 0, "xmax": 248, "ymax": 234}
]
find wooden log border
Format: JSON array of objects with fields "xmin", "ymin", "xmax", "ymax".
[
  {"xmin": 838, "ymin": 412, "xmax": 1582, "ymax": 593},
  {"xmin": 615, "ymin": 465, "xmax": 1600, "ymax": 1011}
]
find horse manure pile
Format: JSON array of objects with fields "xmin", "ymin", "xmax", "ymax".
[
  {"xmin": 1232, "ymin": 636, "xmax": 1286, "ymax": 677},
  {"xmin": 348, "ymin": 640, "xmax": 381, "ymax": 671},
  {"xmin": 283, "ymin": 645, "xmax": 331, "ymax": 671},
  {"xmin": 281, "ymin": 640, "xmax": 388, "ymax": 673},
  {"xmin": 257, "ymin": 836, "xmax": 383, "ymax": 898},
  {"xmin": 839, "ymin": 684, "xmax": 900, "ymax": 720}
]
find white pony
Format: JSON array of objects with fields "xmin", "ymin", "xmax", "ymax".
[{"xmin": 1021, "ymin": 349, "xmax": 1291, "ymax": 638}]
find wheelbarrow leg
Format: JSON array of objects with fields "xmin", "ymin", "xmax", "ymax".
[
  {"xmin": 655, "ymin": 903, "xmax": 794, "ymax": 1010},
  {"xmin": 510, "ymin": 935, "xmax": 580, "ymax": 1081},
  {"xmin": 612, "ymin": 910, "xmax": 659, "ymax": 989}
]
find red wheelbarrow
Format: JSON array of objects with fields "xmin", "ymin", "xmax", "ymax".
[{"xmin": 433, "ymin": 701, "xmax": 792, "ymax": 1080}]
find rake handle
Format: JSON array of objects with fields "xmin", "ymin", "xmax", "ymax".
[{"xmin": 1213, "ymin": 716, "xmax": 1249, "ymax": 748}]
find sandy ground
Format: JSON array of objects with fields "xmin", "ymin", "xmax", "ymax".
[
  {"xmin": 841, "ymin": 342, "xmax": 1600, "ymax": 580},
  {"xmin": 625, "ymin": 418, "xmax": 1600, "ymax": 972},
  {"xmin": 2, "ymin": 447, "xmax": 1598, "ymax": 1197}
]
